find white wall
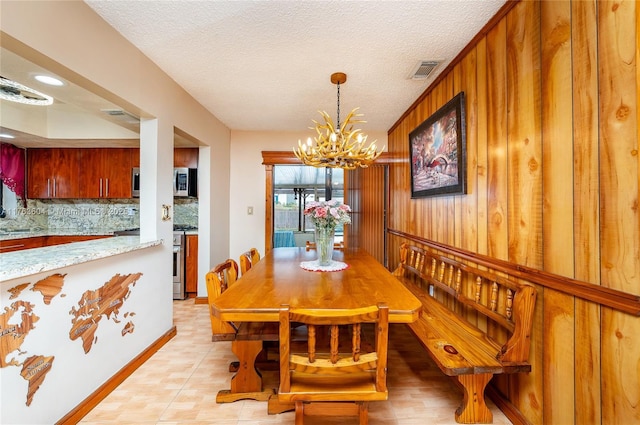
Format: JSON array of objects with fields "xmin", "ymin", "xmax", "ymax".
[
  {"xmin": 0, "ymin": 245, "xmax": 167, "ymax": 424},
  {"xmin": 228, "ymin": 130, "xmax": 388, "ymax": 263}
]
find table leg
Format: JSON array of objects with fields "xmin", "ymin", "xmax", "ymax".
[{"xmin": 216, "ymin": 340, "xmax": 275, "ymax": 403}]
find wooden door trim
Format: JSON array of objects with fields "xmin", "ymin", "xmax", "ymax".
[{"xmin": 263, "ymin": 152, "xmax": 302, "ymax": 253}]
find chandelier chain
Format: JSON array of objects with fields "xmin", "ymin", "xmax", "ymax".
[{"xmin": 336, "ymin": 82, "xmax": 341, "ymax": 129}]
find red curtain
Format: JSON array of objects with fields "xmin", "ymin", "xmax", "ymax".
[{"xmin": 0, "ymin": 142, "xmax": 26, "ymax": 206}]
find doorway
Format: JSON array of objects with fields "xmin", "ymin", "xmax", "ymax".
[{"xmin": 272, "ymin": 165, "xmax": 344, "ymax": 248}]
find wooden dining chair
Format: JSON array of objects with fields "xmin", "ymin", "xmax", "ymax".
[
  {"xmin": 205, "ymin": 259, "xmax": 240, "ymax": 341},
  {"xmin": 305, "ymin": 240, "xmax": 345, "ymax": 251},
  {"xmin": 239, "ymin": 247, "xmax": 260, "ymax": 276},
  {"xmin": 206, "ymin": 258, "xmax": 280, "ymax": 381},
  {"xmin": 277, "ymin": 303, "xmax": 389, "ymax": 425}
]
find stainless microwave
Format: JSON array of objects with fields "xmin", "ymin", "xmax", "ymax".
[
  {"xmin": 132, "ymin": 167, "xmax": 141, "ymax": 197},
  {"xmin": 174, "ymin": 167, "xmax": 198, "ymax": 197},
  {"xmin": 131, "ymin": 167, "xmax": 198, "ymax": 198}
]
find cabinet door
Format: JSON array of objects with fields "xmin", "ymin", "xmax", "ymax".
[
  {"xmin": 174, "ymin": 148, "xmax": 198, "ymax": 168},
  {"xmin": 79, "ymin": 149, "xmax": 132, "ymax": 198},
  {"xmin": 78, "ymin": 149, "xmax": 103, "ymax": 198},
  {"xmin": 103, "ymin": 148, "xmax": 132, "ymax": 198},
  {"xmin": 27, "ymin": 149, "xmax": 52, "ymax": 198},
  {"xmin": 185, "ymin": 234, "xmax": 198, "ymax": 293},
  {"xmin": 27, "ymin": 149, "xmax": 79, "ymax": 198},
  {"xmin": 131, "ymin": 148, "xmax": 140, "ymax": 168}
]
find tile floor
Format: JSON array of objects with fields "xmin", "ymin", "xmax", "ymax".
[{"xmin": 79, "ymin": 299, "xmax": 512, "ymax": 425}]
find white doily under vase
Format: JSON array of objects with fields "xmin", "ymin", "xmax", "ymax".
[{"xmin": 300, "ymin": 260, "xmax": 349, "ymax": 272}]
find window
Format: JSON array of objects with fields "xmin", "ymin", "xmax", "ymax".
[{"xmin": 273, "ymin": 166, "xmax": 344, "ymax": 246}]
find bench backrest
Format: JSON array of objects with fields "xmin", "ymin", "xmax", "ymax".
[{"xmin": 394, "ymin": 243, "xmax": 536, "ymax": 363}]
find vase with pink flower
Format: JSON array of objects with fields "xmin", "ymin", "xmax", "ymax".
[{"xmin": 303, "ymin": 200, "xmax": 351, "ymax": 266}]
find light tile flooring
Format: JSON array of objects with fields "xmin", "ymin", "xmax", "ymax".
[{"xmin": 80, "ymin": 299, "xmax": 512, "ymax": 425}]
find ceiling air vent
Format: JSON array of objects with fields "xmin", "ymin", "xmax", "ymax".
[
  {"xmin": 100, "ymin": 109, "xmax": 140, "ymax": 124},
  {"xmin": 409, "ymin": 60, "xmax": 442, "ymax": 80}
]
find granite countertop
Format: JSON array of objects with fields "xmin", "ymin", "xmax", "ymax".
[
  {"xmin": 0, "ymin": 228, "xmax": 118, "ymax": 241},
  {"xmin": 0, "ymin": 236, "xmax": 163, "ymax": 282}
]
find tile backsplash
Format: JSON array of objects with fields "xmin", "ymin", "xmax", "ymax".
[{"xmin": 0, "ymin": 198, "xmax": 198, "ymax": 232}]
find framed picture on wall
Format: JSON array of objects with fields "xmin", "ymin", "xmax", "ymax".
[{"xmin": 409, "ymin": 91, "xmax": 466, "ymax": 198}]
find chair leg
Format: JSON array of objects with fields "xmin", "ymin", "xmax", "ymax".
[
  {"xmin": 295, "ymin": 401, "xmax": 305, "ymax": 425},
  {"xmin": 358, "ymin": 401, "xmax": 369, "ymax": 425}
]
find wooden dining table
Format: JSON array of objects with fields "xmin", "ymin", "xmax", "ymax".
[{"xmin": 209, "ymin": 247, "xmax": 422, "ymax": 404}]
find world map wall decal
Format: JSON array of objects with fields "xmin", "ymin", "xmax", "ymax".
[
  {"xmin": 1, "ymin": 271, "xmax": 143, "ymax": 406},
  {"xmin": 69, "ymin": 273, "xmax": 143, "ymax": 353}
]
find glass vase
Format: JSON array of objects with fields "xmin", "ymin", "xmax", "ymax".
[{"xmin": 314, "ymin": 226, "xmax": 335, "ymax": 266}]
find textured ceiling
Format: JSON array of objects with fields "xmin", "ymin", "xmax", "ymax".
[{"xmin": 85, "ymin": 0, "xmax": 506, "ymax": 133}]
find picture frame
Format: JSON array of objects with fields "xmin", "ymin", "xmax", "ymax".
[{"xmin": 409, "ymin": 91, "xmax": 466, "ymax": 198}]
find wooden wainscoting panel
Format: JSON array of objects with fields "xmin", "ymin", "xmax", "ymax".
[
  {"xmin": 541, "ymin": 2, "xmax": 576, "ymax": 425},
  {"xmin": 572, "ymin": 1, "xmax": 601, "ymax": 423},
  {"xmin": 598, "ymin": 1, "xmax": 640, "ymax": 424}
]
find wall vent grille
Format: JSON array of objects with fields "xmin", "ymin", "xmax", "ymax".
[{"xmin": 410, "ymin": 60, "xmax": 442, "ymax": 80}]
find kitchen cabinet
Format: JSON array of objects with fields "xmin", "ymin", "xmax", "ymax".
[
  {"xmin": 0, "ymin": 236, "xmax": 46, "ymax": 252},
  {"xmin": 27, "ymin": 148, "xmax": 80, "ymax": 198},
  {"xmin": 130, "ymin": 148, "xmax": 196, "ymax": 169},
  {"xmin": 185, "ymin": 234, "xmax": 198, "ymax": 293},
  {"xmin": 174, "ymin": 148, "xmax": 198, "ymax": 168},
  {"xmin": 131, "ymin": 148, "xmax": 140, "ymax": 168},
  {"xmin": 46, "ymin": 235, "xmax": 111, "ymax": 246},
  {"xmin": 79, "ymin": 148, "xmax": 132, "ymax": 198},
  {"xmin": 0, "ymin": 235, "xmax": 110, "ymax": 253}
]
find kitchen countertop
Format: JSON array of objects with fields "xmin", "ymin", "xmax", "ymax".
[
  {"xmin": 0, "ymin": 236, "xmax": 163, "ymax": 282},
  {"xmin": 0, "ymin": 227, "xmax": 198, "ymax": 241},
  {"xmin": 0, "ymin": 228, "xmax": 117, "ymax": 241}
]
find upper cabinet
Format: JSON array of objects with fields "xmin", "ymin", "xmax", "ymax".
[
  {"xmin": 27, "ymin": 147, "xmax": 198, "ymax": 199},
  {"xmin": 78, "ymin": 148, "xmax": 132, "ymax": 199},
  {"xmin": 131, "ymin": 148, "xmax": 140, "ymax": 168},
  {"xmin": 27, "ymin": 148, "xmax": 132, "ymax": 199},
  {"xmin": 174, "ymin": 148, "xmax": 198, "ymax": 168},
  {"xmin": 27, "ymin": 148, "xmax": 80, "ymax": 199},
  {"xmin": 130, "ymin": 148, "xmax": 197, "ymax": 168}
]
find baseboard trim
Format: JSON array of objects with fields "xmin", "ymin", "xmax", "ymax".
[
  {"xmin": 195, "ymin": 296, "xmax": 208, "ymax": 304},
  {"xmin": 486, "ymin": 385, "xmax": 531, "ymax": 425},
  {"xmin": 56, "ymin": 325, "xmax": 177, "ymax": 425}
]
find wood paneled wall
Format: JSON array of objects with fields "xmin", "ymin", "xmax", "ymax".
[{"xmin": 351, "ymin": 1, "xmax": 640, "ymax": 423}]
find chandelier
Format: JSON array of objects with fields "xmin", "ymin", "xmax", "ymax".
[{"xmin": 294, "ymin": 72, "xmax": 383, "ymax": 170}]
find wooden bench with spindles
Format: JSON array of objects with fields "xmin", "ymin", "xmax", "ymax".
[{"xmin": 392, "ymin": 243, "xmax": 537, "ymax": 424}]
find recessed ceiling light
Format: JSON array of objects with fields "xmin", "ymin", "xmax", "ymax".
[
  {"xmin": 0, "ymin": 133, "xmax": 15, "ymax": 139},
  {"xmin": 34, "ymin": 75, "xmax": 64, "ymax": 86}
]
